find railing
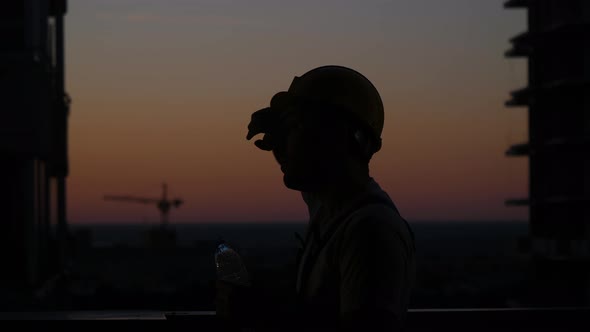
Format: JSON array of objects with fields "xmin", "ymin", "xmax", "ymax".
[{"xmin": 0, "ymin": 307, "xmax": 588, "ymax": 331}]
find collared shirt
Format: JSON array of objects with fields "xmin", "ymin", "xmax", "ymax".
[{"xmin": 295, "ymin": 178, "xmax": 416, "ymax": 328}]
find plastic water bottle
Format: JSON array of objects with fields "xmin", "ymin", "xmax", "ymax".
[{"xmin": 215, "ymin": 241, "xmax": 251, "ymax": 287}]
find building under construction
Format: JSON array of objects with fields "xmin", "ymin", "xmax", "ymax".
[
  {"xmin": 0, "ymin": 0, "xmax": 70, "ymax": 308},
  {"xmin": 504, "ymin": 0, "xmax": 590, "ymax": 306}
]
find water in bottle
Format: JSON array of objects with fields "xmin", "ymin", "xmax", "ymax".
[{"xmin": 215, "ymin": 241, "xmax": 251, "ymax": 287}]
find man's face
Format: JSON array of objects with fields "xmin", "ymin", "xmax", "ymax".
[{"xmin": 272, "ymin": 108, "xmax": 349, "ymax": 192}]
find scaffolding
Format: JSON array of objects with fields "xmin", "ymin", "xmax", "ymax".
[
  {"xmin": 0, "ymin": 0, "xmax": 70, "ymax": 300},
  {"xmin": 505, "ymin": 0, "xmax": 590, "ymax": 306}
]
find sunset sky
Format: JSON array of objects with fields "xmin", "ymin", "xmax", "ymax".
[{"xmin": 65, "ymin": 0, "xmax": 529, "ymax": 224}]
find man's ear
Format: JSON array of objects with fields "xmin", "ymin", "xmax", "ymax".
[{"xmin": 352, "ymin": 128, "xmax": 372, "ymax": 161}]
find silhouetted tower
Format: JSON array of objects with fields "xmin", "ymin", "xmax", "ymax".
[
  {"xmin": 505, "ymin": 0, "xmax": 590, "ymax": 306},
  {"xmin": 0, "ymin": 0, "xmax": 70, "ymax": 299},
  {"xmin": 104, "ymin": 183, "xmax": 184, "ymax": 228}
]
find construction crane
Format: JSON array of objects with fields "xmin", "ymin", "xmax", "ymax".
[{"xmin": 104, "ymin": 183, "xmax": 183, "ymax": 228}]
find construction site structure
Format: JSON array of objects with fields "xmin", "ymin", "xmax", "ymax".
[
  {"xmin": 0, "ymin": 0, "xmax": 71, "ymax": 302},
  {"xmin": 504, "ymin": 0, "xmax": 590, "ymax": 306},
  {"xmin": 104, "ymin": 183, "xmax": 184, "ymax": 248}
]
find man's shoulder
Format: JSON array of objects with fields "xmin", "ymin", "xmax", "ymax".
[
  {"xmin": 340, "ymin": 199, "xmax": 415, "ymax": 253},
  {"xmin": 347, "ymin": 198, "xmax": 406, "ymax": 231}
]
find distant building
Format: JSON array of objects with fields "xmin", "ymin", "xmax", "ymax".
[
  {"xmin": 0, "ymin": 0, "xmax": 70, "ymax": 301},
  {"xmin": 505, "ymin": 0, "xmax": 590, "ymax": 306}
]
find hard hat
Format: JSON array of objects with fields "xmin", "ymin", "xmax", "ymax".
[
  {"xmin": 285, "ymin": 65, "xmax": 384, "ymax": 153},
  {"xmin": 247, "ymin": 65, "xmax": 384, "ymax": 155}
]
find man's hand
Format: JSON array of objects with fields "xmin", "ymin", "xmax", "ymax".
[
  {"xmin": 215, "ymin": 280, "xmax": 235, "ymax": 320},
  {"xmin": 214, "ymin": 280, "xmax": 256, "ymax": 324}
]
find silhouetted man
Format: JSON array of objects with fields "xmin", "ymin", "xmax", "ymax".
[{"xmin": 219, "ymin": 65, "xmax": 416, "ymax": 331}]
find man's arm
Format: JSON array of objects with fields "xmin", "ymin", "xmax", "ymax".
[{"xmin": 338, "ymin": 206, "xmax": 414, "ymax": 331}]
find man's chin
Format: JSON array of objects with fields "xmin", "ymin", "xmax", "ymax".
[
  {"xmin": 283, "ymin": 174, "xmax": 324, "ymax": 192},
  {"xmin": 283, "ymin": 174, "xmax": 304, "ymax": 191}
]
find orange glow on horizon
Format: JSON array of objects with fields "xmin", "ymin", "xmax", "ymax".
[{"xmin": 65, "ymin": 1, "xmax": 529, "ymax": 224}]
